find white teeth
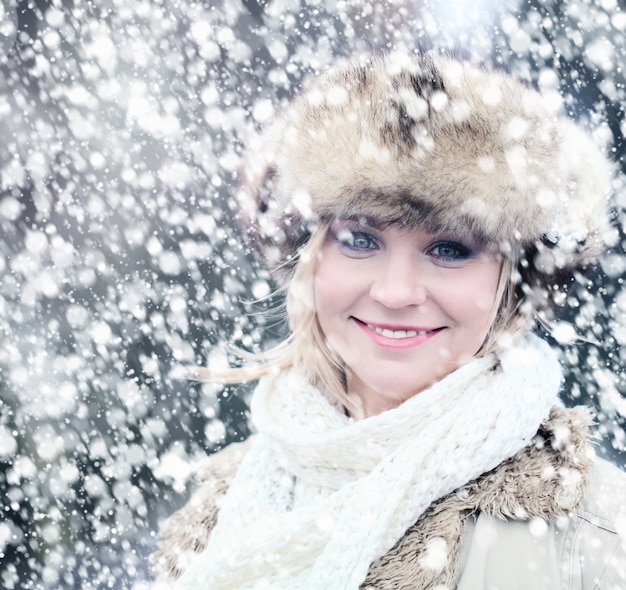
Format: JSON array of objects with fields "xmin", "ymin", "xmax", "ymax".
[{"xmin": 369, "ymin": 325, "xmax": 424, "ymax": 339}]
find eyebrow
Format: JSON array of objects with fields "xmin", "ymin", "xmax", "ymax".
[{"xmin": 334, "ymin": 215, "xmax": 389, "ymax": 230}]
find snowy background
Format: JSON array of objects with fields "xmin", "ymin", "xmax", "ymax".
[{"xmin": 0, "ymin": 0, "xmax": 625, "ymax": 588}]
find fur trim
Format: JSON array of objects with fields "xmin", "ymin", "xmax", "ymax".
[
  {"xmin": 239, "ymin": 51, "xmax": 612, "ymax": 278},
  {"xmin": 151, "ymin": 406, "xmax": 593, "ymax": 588},
  {"xmin": 150, "ymin": 442, "xmax": 249, "ymax": 581}
]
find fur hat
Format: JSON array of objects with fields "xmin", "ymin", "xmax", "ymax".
[{"xmin": 238, "ymin": 50, "xmax": 612, "ymax": 281}]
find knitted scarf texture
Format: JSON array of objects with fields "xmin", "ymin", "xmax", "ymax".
[{"xmin": 174, "ymin": 334, "xmax": 561, "ymax": 590}]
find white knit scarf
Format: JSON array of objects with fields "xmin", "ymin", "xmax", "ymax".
[{"xmin": 175, "ymin": 333, "xmax": 561, "ymax": 590}]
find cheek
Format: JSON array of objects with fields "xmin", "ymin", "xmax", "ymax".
[
  {"xmin": 473, "ymin": 290, "xmax": 498, "ymax": 314},
  {"xmin": 313, "ymin": 278, "xmax": 332, "ymax": 324},
  {"xmin": 461, "ymin": 267, "xmax": 502, "ymax": 329},
  {"xmin": 437, "ymin": 263, "xmax": 501, "ymax": 331},
  {"xmin": 313, "ymin": 253, "xmax": 343, "ymax": 325},
  {"xmin": 314, "ymin": 250, "xmax": 360, "ymax": 315}
]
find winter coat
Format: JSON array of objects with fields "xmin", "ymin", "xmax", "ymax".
[{"xmin": 151, "ymin": 406, "xmax": 626, "ymax": 589}]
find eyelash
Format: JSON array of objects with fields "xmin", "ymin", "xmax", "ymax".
[
  {"xmin": 428, "ymin": 241, "xmax": 473, "ymax": 262},
  {"xmin": 335, "ymin": 229, "xmax": 379, "ymax": 253},
  {"xmin": 334, "ymin": 227, "xmax": 474, "ymax": 262}
]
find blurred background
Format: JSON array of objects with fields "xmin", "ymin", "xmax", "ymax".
[{"xmin": 0, "ymin": 0, "xmax": 625, "ymax": 588}]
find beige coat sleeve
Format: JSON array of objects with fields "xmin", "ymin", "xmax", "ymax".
[
  {"xmin": 562, "ymin": 458, "xmax": 626, "ymax": 589},
  {"xmin": 456, "ymin": 457, "xmax": 626, "ymax": 590}
]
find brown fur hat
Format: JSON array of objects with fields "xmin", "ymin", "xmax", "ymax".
[{"xmin": 238, "ymin": 50, "xmax": 612, "ymax": 282}]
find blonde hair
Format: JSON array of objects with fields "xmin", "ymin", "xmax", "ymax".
[
  {"xmin": 191, "ymin": 221, "xmax": 540, "ymax": 410},
  {"xmin": 480, "ymin": 253, "xmax": 532, "ymax": 354},
  {"xmin": 191, "ymin": 224, "xmax": 352, "ymax": 407}
]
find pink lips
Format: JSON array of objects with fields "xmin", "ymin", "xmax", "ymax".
[{"xmin": 352, "ymin": 318, "xmax": 444, "ymax": 349}]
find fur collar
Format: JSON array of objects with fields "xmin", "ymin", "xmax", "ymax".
[{"xmin": 152, "ymin": 405, "xmax": 593, "ymax": 589}]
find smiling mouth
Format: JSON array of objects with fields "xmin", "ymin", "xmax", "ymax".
[{"xmin": 354, "ymin": 319, "xmax": 444, "ymax": 340}]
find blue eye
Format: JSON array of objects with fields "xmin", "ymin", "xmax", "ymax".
[
  {"xmin": 336, "ymin": 229, "xmax": 379, "ymax": 252},
  {"xmin": 429, "ymin": 241, "xmax": 472, "ymax": 261}
]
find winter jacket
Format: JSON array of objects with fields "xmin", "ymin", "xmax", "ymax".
[{"xmin": 151, "ymin": 406, "xmax": 626, "ymax": 589}]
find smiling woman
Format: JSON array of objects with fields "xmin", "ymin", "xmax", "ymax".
[
  {"xmin": 315, "ymin": 221, "xmax": 503, "ymax": 416},
  {"xmin": 150, "ymin": 50, "xmax": 626, "ymax": 590}
]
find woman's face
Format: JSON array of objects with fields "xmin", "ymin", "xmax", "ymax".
[{"xmin": 314, "ymin": 218, "xmax": 503, "ymax": 417}]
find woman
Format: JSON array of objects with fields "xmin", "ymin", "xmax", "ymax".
[{"xmin": 152, "ymin": 50, "xmax": 626, "ymax": 589}]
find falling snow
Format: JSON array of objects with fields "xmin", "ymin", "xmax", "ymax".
[{"xmin": 0, "ymin": 0, "xmax": 625, "ymax": 589}]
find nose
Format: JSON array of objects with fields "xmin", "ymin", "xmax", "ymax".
[{"xmin": 369, "ymin": 254, "xmax": 428, "ymax": 309}]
